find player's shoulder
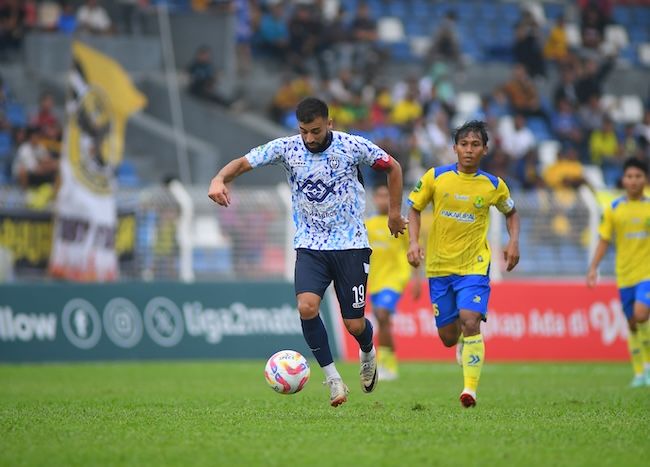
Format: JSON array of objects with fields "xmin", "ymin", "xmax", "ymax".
[
  {"xmin": 610, "ymin": 196, "xmax": 626, "ymax": 210},
  {"xmin": 431, "ymin": 163, "xmax": 457, "ymax": 180},
  {"xmin": 335, "ymin": 131, "xmax": 372, "ymax": 148},
  {"xmin": 474, "ymin": 169, "xmax": 502, "ymax": 190}
]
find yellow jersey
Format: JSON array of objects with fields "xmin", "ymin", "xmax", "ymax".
[
  {"xmin": 366, "ymin": 214, "xmax": 412, "ymax": 294},
  {"xmin": 408, "ymin": 164, "xmax": 515, "ymax": 277},
  {"xmin": 598, "ymin": 196, "xmax": 650, "ymax": 288}
]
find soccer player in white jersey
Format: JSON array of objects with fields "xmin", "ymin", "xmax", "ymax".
[{"xmin": 208, "ymin": 97, "xmax": 407, "ymax": 407}]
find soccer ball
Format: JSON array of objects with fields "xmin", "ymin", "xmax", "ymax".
[{"xmin": 264, "ymin": 350, "xmax": 310, "ymax": 394}]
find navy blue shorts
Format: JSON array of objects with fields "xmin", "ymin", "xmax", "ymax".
[{"xmin": 295, "ymin": 248, "xmax": 372, "ymax": 319}]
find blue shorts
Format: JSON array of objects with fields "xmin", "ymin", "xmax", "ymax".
[
  {"xmin": 428, "ymin": 275, "xmax": 490, "ymax": 328},
  {"xmin": 295, "ymin": 248, "xmax": 371, "ymax": 319},
  {"xmin": 619, "ymin": 280, "xmax": 650, "ymax": 320},
  {"xmin": 370, "ymin": 289, "xmax": 402, "ymax": 314}
]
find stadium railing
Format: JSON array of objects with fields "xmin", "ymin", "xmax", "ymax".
[{"xmin": 0, "ymin": 185, "xmax": 614, "ymax": 282}]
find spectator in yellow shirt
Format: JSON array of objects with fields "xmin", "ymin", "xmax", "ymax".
[
  {"xmin": 543, "ymin": 15, "xmax": 569, "ymax": 63},
  {"xmin": 590, "ymin": 117, "xmax": 622, "ymax": 186}
]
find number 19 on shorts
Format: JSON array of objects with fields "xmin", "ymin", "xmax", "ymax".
[{"xmin": 352, "ymin": 284, "xmax": 365, "ymax": 309}]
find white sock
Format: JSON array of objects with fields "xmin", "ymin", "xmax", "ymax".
[
  {"xmin": 322, "ymin": 362, "xmax": 341, "ymax": 381},
  {"xmin": 359, "ymin": 346, "xmax": 376, "ymax": 362}
]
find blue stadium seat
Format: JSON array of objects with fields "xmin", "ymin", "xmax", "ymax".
[
  {"xmin": 387, "ymin": 1, "xmax": 408, "ymax": 18},
  {"xmin": 544, "ymin": 4, "xmax": 565, "ymax": 21},
  {"xmin": 612, "ymin": 6, "xmax": 633, "ymax": 25},
  {"xmin": 411, "ymin": 0, "xmax": 430, "ymax": 17},
  {"xmin": 0, "ymin": 131, "xmax": 12, "ymax": 157},
  {"xmin": 631, "ymin": 6, "xmax": 650, "ymax": 26},
  {"xmin": 527, "ymin": 117, "xmax": 552, "ymax": 141},
  {"xmin": 628, "ymin": 26, "xmax": 649, "ymax": 43},
  {"xmin": 500, "ymin": 3, "xmax": 521, "ymax": 23},
  {"xmin": 5, "ymin": 102, "xmax": 27, "ymax": 127},
  {"xmin": 388, "ymin": 41, "xmax": 413, "ymax": 62},
  {"xmin": 478, "ymin": 3, "xmax": 499, "ymax": 21}
]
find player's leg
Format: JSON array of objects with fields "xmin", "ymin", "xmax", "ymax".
[
  {"xmin": 455, "ymin": 275, "xmax": 490, "ymax": 407},
  {"xmin": 371, "ymin": 289, "xmax": 401, "ymax": 380},
  {"xmin": 430, "ymin": 276, "xmax": 460, "ymax": 347},
  {"xmin": 332, "ymin": 248, "xmax": 378, "ymax": 393},
  {"xmin": 631, "ymin": 281, "xmax": 650, "ymax": 385},
  {"xmin": 295, "ymin": 249, "xmax": 348, "ymax": 406},
  {"xmin": 620, "ymin": 286, "xmax": 645, "ymax": 387}
]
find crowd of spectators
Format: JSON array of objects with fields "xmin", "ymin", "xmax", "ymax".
[
  {"xmin": 1, "ymin": 0, "xmax": 649, "ymax": 196},
  {"xmin": 255, "ymin": 0, "xmax": 650, "ymax": 192},
  {"xmin": 0, "ymin": 75, "xmax": 63, "ymax": 196}
]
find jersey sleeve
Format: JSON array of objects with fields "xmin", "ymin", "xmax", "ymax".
[
  {"xmin": 407, "ymin": 169, "xmax": 435, "ymax": 211},
  {"xmin": 598, "ymin": 206, "xmax": 614, "ymax": 242},
  {"xmin": 493, "ymin": 177, "xmax": 516, "ymax": 214},
  {"xmin": 352, "ymin": 135, "xmax": 390, "ymax": 168},
  {"xmin": 244, "ymin": 138, "xmax": 284, "ymax": 168}
]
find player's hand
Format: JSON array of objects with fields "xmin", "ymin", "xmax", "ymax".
[
  {"xmin": 407, "ymin": 243, "xmax": 424, "ymax": 268},
  {"xmin": 388, "ymin": 213, "xmax": 408, "ymax": 238},
  {"xmin": 586, "ymin": 268, "xmax": 598, "ymax": 288},
  {"xmin": 503, "ymin": 241, "xmax": 520, "ymax": 272},
  {"xmin": 208, "ymin": 177, "xmax": 231, "ymax": 207}
]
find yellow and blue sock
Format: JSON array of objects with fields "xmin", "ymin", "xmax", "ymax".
[
  {"xmin": 462, "ymin": 334, "xmax": 485, "ymax": 394},
  {"xmin": 635, "ymin": 321, "xmax": 650, "ymax": 373},
  {"xmin": 627, "ymin": 331, "xmax": 644, "ymax": 377}
]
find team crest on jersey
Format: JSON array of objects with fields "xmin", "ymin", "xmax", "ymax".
[
  {"xmin": 474, "ymin": 196, "xmax": 484, "ymax": 208},
  {"xmin": 329, "ymin": 156, "xmax": 340, "ymax": 169}
]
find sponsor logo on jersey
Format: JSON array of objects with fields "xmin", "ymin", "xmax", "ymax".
[
  {"xmin": 299, "ymin": 179, "xmax": 336, "ymax": 202},
  {"xmin": 455, "ymin": 194, "xmax": 469, "ymax": 201},
  {"xmin": 440, "ymin": 210, "xmax": 475, "ymax": 223},
  {"xmin": 473, "ymin": 295, "xmax": 481, "ymax": 303},
  {"xmin": 413, "ymin": 180, "xmax": 422, "ymax": 193}
]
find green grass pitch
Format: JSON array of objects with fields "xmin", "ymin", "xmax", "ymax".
[{"xmin": 1, "ymin": 361, "xmax": 648, "ymax": 466}]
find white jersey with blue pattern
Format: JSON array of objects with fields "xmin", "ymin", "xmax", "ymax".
[{"xmin": 245, "ymin": 131, "xmax": 390, "ymax": 250}]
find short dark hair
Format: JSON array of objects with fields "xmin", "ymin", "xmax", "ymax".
[
  {"xmin": 623, "ymin": 157, "xmax": 648, "ymax": 176},
  {"xmin": 296, "ymin": 97, "xmax": 329, "ymax": 123},
  {"xmin": 453, "ymin": 120, "xmax": 489, "ymax": 145}
]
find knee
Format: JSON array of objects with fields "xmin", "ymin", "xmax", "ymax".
[
  {"xmin": 344, "ymin": 318, "xmax": 366, "ymax": 336},
  {"xmin": 460, "ymin": 313, "xmax": 482, "ymax": 336},
  {"xmin": 634, "ymin": 307, "xmax": 650, "ymax": 324},
  {"xmin": 438, "ymin": 332, "xmax": 458, "ymax": 347},
  {"xmin": 374, "ymin": 309, "xmax": 391, "ymax": 328},
  {"xmin": 297, "ymin": 298, "xmax": 319, "ymax": 320}
]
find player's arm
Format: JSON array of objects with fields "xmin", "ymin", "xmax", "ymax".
[
  {"xmin": 503, "ymin": 209, "xmax": 520, "ymax": 272},
  {"xmin": 208, "ymin": 157, "xmax": 253, "ymax": 207},
  {"xmin": 382, "ymin": 156, "xmax": 407, "ymax": 237},
  {"xmin": 410, "ymin": 263, "xmax": 423, "ymax": 299},
  {"xmin": 586, "ymin": 238, "xmax": 610, "ymax": 288},
  {"xmin": 405, "ymin": 169, "xmax": 434, "ymax": 268},
  {"xmin": 407, "ymin": 207, "xmax": 424, "ymax": 268}
]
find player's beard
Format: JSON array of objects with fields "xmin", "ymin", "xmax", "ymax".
[{"xmin": 304, "ymin": 131, "xmax": 333, "ymax": 154}]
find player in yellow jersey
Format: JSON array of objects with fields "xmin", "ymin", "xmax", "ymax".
[
  {"xmin": 367, "ymin": 182, "xmax": 421, "ymax": 381},
  {"xmin": 407, "ymin": 121, "xmax": 520, "ymax": 408},
  {"xmin": 587, "ymin": 157, "xmax": 650, "ymax": 387}
]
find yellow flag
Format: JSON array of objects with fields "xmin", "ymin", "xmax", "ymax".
[{"xmin": 67, "ymin": 41, "xmax": 147, "ymax": 189}]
